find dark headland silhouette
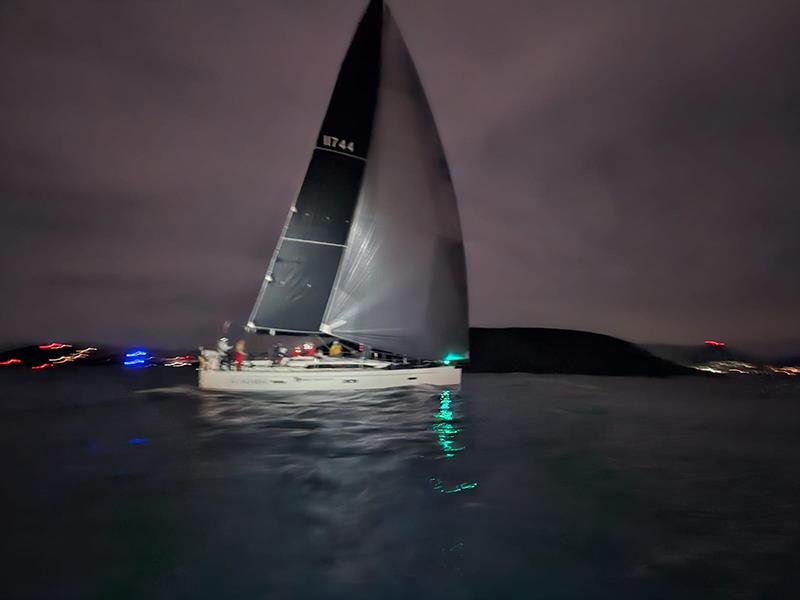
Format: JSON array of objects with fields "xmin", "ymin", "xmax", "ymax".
[
  {"xmin": 1, "ymin": 328, "xmax": 693, "ymax": 377},
  {"xmin": 467, "ymin": 328, "xmax": 692, "ymax": 376}
]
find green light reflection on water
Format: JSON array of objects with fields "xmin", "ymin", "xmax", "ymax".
[
  {"xmin": 434, "ymin": 389, "xmax": 462, "ymax": 457},
  {"xmin": 431, "ymin": 389, "xmax": 478, "ymax": 492},
  {"xmin": 430, "ymin": 477, "xmax": 479, "ymax": 494}
]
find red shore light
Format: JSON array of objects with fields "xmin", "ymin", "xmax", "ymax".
[
  {"xmin": 31, "ymin": 363, "xmax": 54, "ymax": 370},
  {"xmin": 39, "ymin": 342, "xmax": 70, "ymax": 350},
  {"xmin": 0, "ymin": 358, "xmax": 22, "ymax": 366},
  {"xmin": 704, "ymin": 340, "xmax": 726, "ymax": 347}
]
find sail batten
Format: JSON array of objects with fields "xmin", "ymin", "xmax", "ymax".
[{"xmin": 315, "ymin": 146, "xmax": 368, "ymax": 162}]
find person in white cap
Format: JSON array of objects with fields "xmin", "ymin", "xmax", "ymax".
[{"xmin": 216, "ymin": 337, "xmax": 232, "ymax": 370}]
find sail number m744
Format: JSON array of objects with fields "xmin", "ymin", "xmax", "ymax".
[{"xmin": 322, "ymin": 135, "xmax": 355, "ymax": 153}]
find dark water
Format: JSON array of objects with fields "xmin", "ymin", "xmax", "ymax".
[{"xmin": 2, "ymin": 369, "xmax": 799, "ymax": 599}]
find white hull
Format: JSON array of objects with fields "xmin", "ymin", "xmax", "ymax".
[{"xmin": 198, "ymin": 364, "xmax": 460, "ymax": 392}]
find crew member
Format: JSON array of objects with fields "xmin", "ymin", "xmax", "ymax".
[
  {"xmin": 198, "ymin": 346, "xmax": 207, "ymax": 370},
  {"xmin": 217, "ymin": 337, "xmax": 232, "ymax": 370},
  {"xmin": 234, "ymin": 339, "xmax": 246, "ymax": 371}
]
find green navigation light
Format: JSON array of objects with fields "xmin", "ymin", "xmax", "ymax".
[{"xmin": 442, "ymin": 352, "xmax": 467, "ymax": 365}]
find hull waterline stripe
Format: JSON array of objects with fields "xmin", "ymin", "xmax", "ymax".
[
  {"xmin": 282, "ymin": 237, "xmax": 347, "ymax": 248},
  {"xmin": 315, "ymin": 146, "xmax": 367, "ymax": 162}
]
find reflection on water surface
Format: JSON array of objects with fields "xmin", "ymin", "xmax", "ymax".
[{"xmin": 2, "ymin": 371, "xmax": 799, "ymax": 599}]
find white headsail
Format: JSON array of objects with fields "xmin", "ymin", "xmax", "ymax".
[{"xmin": 248, "ymin": 1, "xmax": 468, "ymax": 362}]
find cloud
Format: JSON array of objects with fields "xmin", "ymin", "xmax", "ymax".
[{"xmin": 1, "ymin": 0, "xmax": 798, "ymax": 352}]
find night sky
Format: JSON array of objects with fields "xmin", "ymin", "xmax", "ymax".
[{"xmin": 1, "ymin": 0, "xmax": 798, "ymax": 353}]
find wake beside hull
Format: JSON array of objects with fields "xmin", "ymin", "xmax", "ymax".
[{"xmin": 198, "ymin": 365, "xmax": 461, "ymax": 392}]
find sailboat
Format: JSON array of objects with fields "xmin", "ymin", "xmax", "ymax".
[{"xmin": 199, "ymin": 0, "xmax": 468, "ymax": 392}]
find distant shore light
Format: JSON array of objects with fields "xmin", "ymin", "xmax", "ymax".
[{"xmin": 124, "ymin": 348, "xmax": 150, "ymax": 367}]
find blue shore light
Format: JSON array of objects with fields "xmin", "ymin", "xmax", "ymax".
[{"xmin": 124, "ymin": 349, "xmax": 149, "ymax": 367}]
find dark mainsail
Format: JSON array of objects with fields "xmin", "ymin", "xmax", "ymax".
[
  {"xmin": 249, "ymin": 0, "xmax": 469, "ymax": 361},
  {"xmin": 248, "ymin": 1, "xmax": 381, "ymax": 333}
]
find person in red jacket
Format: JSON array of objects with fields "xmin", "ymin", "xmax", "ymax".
[{"xmin": 234, "ymin": 339, "xmax": 247, "ymax": 371}]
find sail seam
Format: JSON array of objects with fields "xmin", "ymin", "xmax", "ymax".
[
  {"xmin": 315, "ymin": 146, "xmax": 367, "ymax": 161},
  {"xmin": 282, "ymin": 237, "xmax": 347, "ymax": 248}
]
